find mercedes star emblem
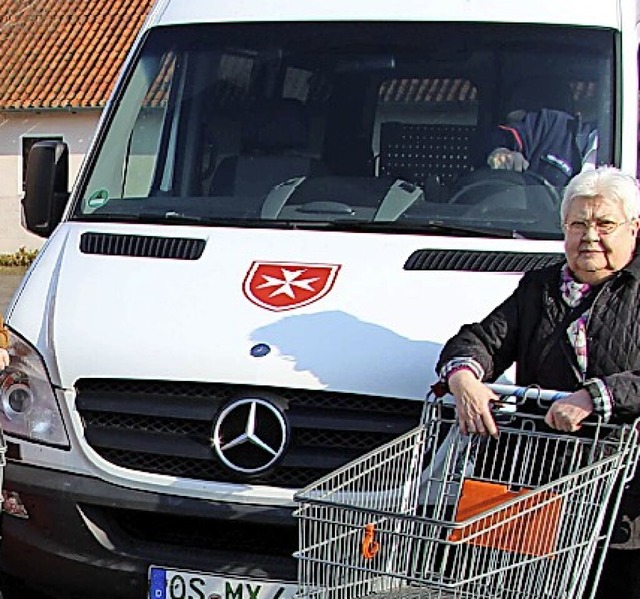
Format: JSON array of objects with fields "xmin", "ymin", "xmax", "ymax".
[{"xmin": 211, "ymin": 397, "xmax": 288, "ymax": 474}]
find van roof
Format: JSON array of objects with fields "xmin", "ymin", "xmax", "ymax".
[{"xmin": 149, "ymin": 0, "xmax": 625, "ymax": 31}]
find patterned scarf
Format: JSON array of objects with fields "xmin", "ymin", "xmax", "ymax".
[{"xmin": 560, "ymin": 264, "xmax": 592, "ymax": 378}]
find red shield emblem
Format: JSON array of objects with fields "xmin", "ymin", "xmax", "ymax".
[{"xmin": 243, "ymin": 261, "xmax": 341, "ymax": 311}]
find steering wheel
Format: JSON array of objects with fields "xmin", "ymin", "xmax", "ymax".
[
  {"xmin": 448, "ymin": 168, "xmax": 560, "ymax": 212},
  {"xmin": 519, "ymin": 170, "xmax": 562, "ymax": 206}
]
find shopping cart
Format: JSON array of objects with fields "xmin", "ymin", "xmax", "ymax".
[{"xmin": 293, "ymin": 384, "xmax": 640, "ymax": 599}]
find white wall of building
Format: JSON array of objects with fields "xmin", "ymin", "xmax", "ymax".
[{"xmin": 0, "ymin": 110, "xmax": 100, "ymax": 254}]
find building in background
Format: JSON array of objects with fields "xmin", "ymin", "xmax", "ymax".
[{"xmin": 0, "ymin": 0, "xmax": 154, "ymax": 253}]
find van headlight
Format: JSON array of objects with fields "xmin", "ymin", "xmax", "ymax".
[{"xmin": 0, "ymin": 330, "xmax": 69, "ymax": 447}]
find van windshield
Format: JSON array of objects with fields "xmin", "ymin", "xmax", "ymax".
[{"xmin": 73, "ymin": 22, "xmax": 614, "ymax": 239}]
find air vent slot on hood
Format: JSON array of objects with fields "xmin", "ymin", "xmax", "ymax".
[
  {"xmin": 80, "ymin": 232, "xmax": 206, "ymax": 260},
  {"xmin": 404, "ymin": 249, "xmax": 563, "ymax": 272}
]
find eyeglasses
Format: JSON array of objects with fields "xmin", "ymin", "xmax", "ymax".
[{"xmin": 563, "ymin": 219, "xmax": 635, "ymax": 236}]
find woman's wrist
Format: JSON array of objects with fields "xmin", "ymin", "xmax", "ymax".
[
  {"xmin": 447, "ymin": 367, "xmax": 480, "ymax": 395},
  {"xmin": 446, "ymin": 365, "xmax": 475, "ymax": 380}
]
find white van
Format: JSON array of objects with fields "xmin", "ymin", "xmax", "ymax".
[{"xmin": 1, "ymin": 1, "xmax": 638, "ymax": 597}]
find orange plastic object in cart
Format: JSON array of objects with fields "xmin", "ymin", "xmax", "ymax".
[{"xmin": 449, "ymin": 479, "xmax": 562, "ymax": 556}]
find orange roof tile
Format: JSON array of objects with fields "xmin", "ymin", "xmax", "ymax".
[{"xmin": 0, "ymin": 0, "xmax": 154, "ymax": 110}]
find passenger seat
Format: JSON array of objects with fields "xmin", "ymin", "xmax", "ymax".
[{"xmin": 209, "ymin": 98, "xmax": 325, "ymax": 198}]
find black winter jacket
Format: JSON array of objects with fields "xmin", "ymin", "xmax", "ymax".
[{"xmin": 436, "ymin": 252, "xmax": 640, "ymax": 547}]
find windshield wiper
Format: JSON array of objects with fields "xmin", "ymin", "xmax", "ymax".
[
  {"xmin": 73, "ymin": 212, "xmax": 543, "ymax": 239},
  {"xmin": 322, "ymin": 219, "xmax": 526, "ymax": 238},
  {"xmin": 74, "ymin": 211, "xmax": 310, "ymax": 228}
]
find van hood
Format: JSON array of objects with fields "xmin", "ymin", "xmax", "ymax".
[{"xmin": 9, "ymin": 223, "xmax": 563, "ymax": 399}]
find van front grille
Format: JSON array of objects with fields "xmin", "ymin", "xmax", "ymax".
[{"xmin": 75, "ymin": 379, "xmax": 422, "ymax": 488}]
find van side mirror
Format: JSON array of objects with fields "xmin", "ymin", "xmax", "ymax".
[{"xmin": 23, "ymin": 140, "xmax": 70, "ymax": 237}]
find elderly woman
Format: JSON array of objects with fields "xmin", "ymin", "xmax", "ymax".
[{"xmin": 436, "ymin": 165, "xmax": 640, "ymax": 599}]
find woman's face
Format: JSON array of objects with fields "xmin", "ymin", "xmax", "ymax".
[{"xmin": 564, "ymin": 194, "xmax": 639, "ymax": 285}]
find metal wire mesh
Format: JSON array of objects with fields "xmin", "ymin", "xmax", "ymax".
[{"xmin": 294, "ymin": 400, "xmax": 640, "ymax": 599}]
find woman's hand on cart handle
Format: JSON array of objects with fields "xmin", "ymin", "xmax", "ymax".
[
  {"xmin": 485, "ymin": 384, "xmax": 594, "ymax": 433},
  {"xmin": 544, "ymin": 389, "xmax": 594, "ymax": 432},
  {"xmin": 447, "ymin": 370, "xmax": 500, "ymax": 438}
]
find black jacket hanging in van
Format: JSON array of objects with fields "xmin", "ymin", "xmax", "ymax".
[{"xmin": 490, "ymin": 109, "xmax": 598, "ymax": 186}]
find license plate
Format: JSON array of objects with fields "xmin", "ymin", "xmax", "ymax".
[{"xmin": 148, "ymin": 566, "xmax": 297, "ymax": 599}]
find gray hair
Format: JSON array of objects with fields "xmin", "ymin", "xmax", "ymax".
[{"xmin": 561, "ymin": 166, "xmax": 640, "ymax": 222}]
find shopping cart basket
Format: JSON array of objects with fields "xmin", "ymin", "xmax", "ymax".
[{"xmin": 293, "ymin": 384, "xmax": 640, "ymax": 599}]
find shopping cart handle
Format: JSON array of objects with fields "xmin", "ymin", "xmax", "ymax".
[{"xmin": 487, "ymin": 383, "xmax": 570, "ymax": 404}]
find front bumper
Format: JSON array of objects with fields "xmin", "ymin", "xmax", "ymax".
[{"xmin": 0, "ymin": 461, "xmax": 297, "ymax": 599}]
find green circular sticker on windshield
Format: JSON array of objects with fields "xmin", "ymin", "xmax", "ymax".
[{"xmin": 87, "ymin": 188, "xmax": 109, "ymax": 208}]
